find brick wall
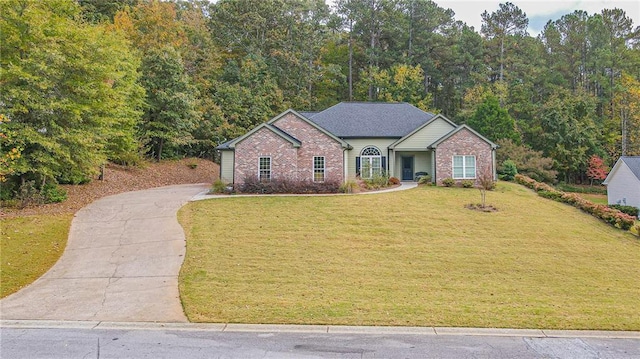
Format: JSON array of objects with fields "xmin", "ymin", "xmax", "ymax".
[
  {"xmin": 234, "ymin": 127, "xmax": 298, "ymax": 185},
  {"xmin": 234, "ymin": 113, "xmax": 344, "ymax": 185},
  {"xmin": 435, "ymin": 128, "xmax": 493, "ymax": 185},
  {"xmin": 272, "ymin": 113, "xmax": 344, "ymax": 183}
]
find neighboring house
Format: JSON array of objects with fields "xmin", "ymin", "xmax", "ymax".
[
  {"xmin": 217, "ymin": 102, "xmax": 498, "ymax": 187},
  {"xmin": 603, "ymin": 156, "xmax": 640, "ymax": 214}
]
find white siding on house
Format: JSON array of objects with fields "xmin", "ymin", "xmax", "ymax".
[
  {"xmin": 220, "ymin": 150, "xmax": 234, "ymax": 183},
  {"xmin": 392, "ymin": 118, "xmax": 456, "ymax": 150},
  {"xmin": 344, "ymin": 138, "xmax": 396, "ymax": 178},
  {"xmin": 606, "ymin": 163, "xmax": 640, "ymax": 210}
]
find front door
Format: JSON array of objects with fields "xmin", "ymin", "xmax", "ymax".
[{"xmin": 401, "ymin": 156, "xmax": 414, "ymax": 181}]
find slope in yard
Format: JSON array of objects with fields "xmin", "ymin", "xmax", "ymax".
[
  {"xmin": 1, "ymin": 158, "xmax": 218, "ymax": 218},
  {"xmin": 178, "ymin": 182, "xmax": 640, "ymax": 330}
]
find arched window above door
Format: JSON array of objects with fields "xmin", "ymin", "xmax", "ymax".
[{"xmin": 358, "ymin": 146, "xmax": 384, "ymax": 179}]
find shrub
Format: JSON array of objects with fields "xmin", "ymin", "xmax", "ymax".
[
  {"xmin": 442, "ymin": 178, "xmax": 455, "ymax": 187},
  {"xmin": 363, "ymin": 172, "xmax": 390, "ymax": 189},
  {"xmin": 496, "ymin": 139, "xmax": 557, "ymax": 182},
  {"xmin": 417, "ymin": 175, "xmax": 432, "ymax": 185},
  {"xmin": 16, "ymin": 181, "xmax": 44, "ymax": 208},
  {"xmin": 538, "ymin": 190, "xmax": 563, "ymax": 201},
  {"xmin": 339, "ymin": 179, "xmax": 359, "ymax": 194},
  {"xmin": 41, "ymin": 182, "xmax": 67, "ymax": 203},
  {"xmin": 388, "ymin": 177, "xmax": 401, "ymax": 185},
  {"xmin": 516, "ymin": 174, "xmax": 636, "ymax": 231},
  {"xmin": 609, "ymin": 205, "xmax": 639, "ymax": 218},
  {"xmin": 210, "ymin": 179, "xmax": 227, "ymax": 194},
  {"xmin": 461, "ymin": 180, "xmax": 474, "ymax": 188},
  {"xmin": 498, "ymin": 160, "xmax": 518, "ymax": 181},
  {"xmin": 239, "ymin": 175, "xmax": 341, "ymax": 194}
]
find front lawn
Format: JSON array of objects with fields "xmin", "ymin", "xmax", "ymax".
[
  {"xmin": 178, "ymin": 182, "xmax": 640, "ymax": 330},
  {"xmin": 0, "ymin": 214, "xmax": 72, "ymax": 298}
]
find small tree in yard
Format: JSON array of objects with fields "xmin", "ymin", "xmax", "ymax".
[
  {"xmin": 586, "ymin": 155, "xmax": 608, "ymax": 185},
  {"xmin": 477, "ymin": 168, "xmax": 496, "ymax": 209}
]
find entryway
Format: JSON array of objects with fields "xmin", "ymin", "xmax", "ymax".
[{"xmin": 401, "ymin": 156, "xmax": 414, "ymax": 181}]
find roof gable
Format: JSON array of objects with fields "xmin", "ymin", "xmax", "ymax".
[
  {"xmin": 215, "ymin": 109, "xmax": 351, "ymax": 150},
  {"xmin": 268, "ymin": 109, "xmax": 351, "ymax": 149},
  {"xmin": 389, "ymin": 114, "xmax": 457, "ymax": 149},
  {"xmin": 306, "ymin": 102, "xmax": 437, "ymax": 138},
  {"xmin": 224, "ymin": 122, "xmax": 301, "ymax": 149},
  {"xmin": 603, "ymin": 156, "xmax": 640, "ymax": 184},
  {"xmin": 428, "ymin": 124, "xmax": 498, "ymax": 149}
]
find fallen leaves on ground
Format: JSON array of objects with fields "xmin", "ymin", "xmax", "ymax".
[{"xmin": 2, "ymin": 158, "xmax": 219, "ymax": 218}]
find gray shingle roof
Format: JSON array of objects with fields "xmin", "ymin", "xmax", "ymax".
[
  {"xmin": 621, "ymin": 156, "xmax": 640, "ymax": 180},
  {"xmin": 299, "ymin": 111, "xmax": 319, "ymax": 118},
  {"xmin": 306, "ymin": 102, "xmax": 436, "ymax": 138}
]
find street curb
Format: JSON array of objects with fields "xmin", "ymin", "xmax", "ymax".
[{"xmin": 2, "ymin": 320, "xmax": 639, "ymax": 339}]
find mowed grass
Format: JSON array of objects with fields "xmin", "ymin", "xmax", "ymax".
[
  {"xmin": 178, "ymin": 182, "xmax": 640, "ymax": 330},
  {"xmin": 1, "ymin": 214, "xmax": 72, "ymax": 298},
  {"xmin": 578, "ymin": 193, "xmax": 608, "ymax": 205}
]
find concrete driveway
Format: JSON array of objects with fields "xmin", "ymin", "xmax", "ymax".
[{"xmin": 0, "ymin": 184, "xmax": 209, "ymax": 322}]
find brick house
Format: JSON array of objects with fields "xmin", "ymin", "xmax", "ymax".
[{"xmin": 217, "ymin": 102, "xmax": 498, "ymax": 186}]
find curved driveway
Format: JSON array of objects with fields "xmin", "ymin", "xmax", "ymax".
[{"xmin": 0, "ymin": 184, "xmax": 208, "ymax": 322}]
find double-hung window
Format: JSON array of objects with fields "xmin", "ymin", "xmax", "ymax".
[
  {"xmin": 313, "ymin": 156, "xmax": 325, "ymax": 182},
  {"xmin": 259, "ymin": 157, "xmax": 271, "ymax": 182},
  {"xmin": 453, "ymin": 155, "xmax": 476, "ymax": 179}
]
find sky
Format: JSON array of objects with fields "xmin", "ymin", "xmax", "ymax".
[{"xmin": 432, "ymin": 0, "xmax": 640, "ymax": 36}]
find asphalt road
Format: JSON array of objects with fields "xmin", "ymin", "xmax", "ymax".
[{"xmin": 1, "ymin": 322, "xmax": 639, "ymax": 359}]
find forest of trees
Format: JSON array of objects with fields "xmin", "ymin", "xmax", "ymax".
[{"xmin": 1, "ymin": 0, "xmax": 639, "ymax": 197}]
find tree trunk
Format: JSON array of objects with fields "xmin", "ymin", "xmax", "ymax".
[
  {"xmin": 500, "ymin": 36, "xmax": 504, "ymax": 82},
  {"xmin": 157, "ymin": 138, "xmax": 164, "ymax": 162},
  {"xmin": 348, "ymin": 19, "xmax": 353, "ymax": 101}
]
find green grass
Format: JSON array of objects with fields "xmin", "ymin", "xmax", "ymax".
[
  {"xmin": 578, "ymin": 193, "xmax": 608, "ymax": 205},
  {"xmin": 1, "ymin": 214, "xmax": 72, "ymax": 298},
  {"xmin": 178, "ymin": 182, "xmax": 640, "ymax": 330}
]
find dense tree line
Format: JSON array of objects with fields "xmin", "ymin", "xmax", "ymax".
[{"xmin": 1, "ymin": 0, "xmax": 639, "ymax": 197}]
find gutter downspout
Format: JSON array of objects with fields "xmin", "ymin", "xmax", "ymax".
[
  {"xmin": 343, "ymin": 148, "xmax": 348, "ymax": 183},
  {"xmin": 492, "ymin": 148, "xmax": 497, "ymax": 181},
  {"xmin": 431, "ymin": 148, "xmax": 436, "ymax": 184}
]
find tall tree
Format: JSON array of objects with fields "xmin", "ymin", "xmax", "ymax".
[
  {"xmin": 357, "ymin": 64, "xmax": 432, "ymax": 110},
  {"xmin": 536, "ymin": 90, "xmax": 601, "ymax": 182},
  {"xmin": 467, "ymin": 94, "xmax": 520, "ymax": 143},
  {"xmin": 481, "ymin": 2, "xmax": 528, "ymax": 83},
  {"xmin": 78, "ymin": 0, "xmax": 139, "ymax": 23},
  {"xmin": 139, "ymin": 46, "xmax": 198, "ymax": 161},
  {"xmin": 0, "ymin": 0, "xmax": 144, "ymax": 186},
  {"xmin": 210, "ymin": 54, "xmax": 285, "ymax": 141}
]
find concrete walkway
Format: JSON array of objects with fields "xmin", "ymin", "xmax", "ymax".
[
  {"xmin": 190, "ymin": 181, "xmax": 418, "ymax": 201},
  {"xmin": 0, "ymin": 184, "xmax": 209, "ymax": 323}
]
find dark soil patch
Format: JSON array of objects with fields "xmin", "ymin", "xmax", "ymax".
[{"xmin": 465, "ymin": 203, "xmax": 499, "ymax": 212}]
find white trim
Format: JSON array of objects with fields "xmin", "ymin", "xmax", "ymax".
[
  {"xmin": 452, "ymin": 155, "xmax": 476, "ymax": 179},
  {"xmin": 313, "ymin": 156, "xmax": 325, "ymax": 182},
  {"xmin": 258, "ymin": 156, "xmax": 271, "ymax": 181},
  {"xmin": 360, "ymin": 146, "xmax": 383, "ymax": 179}
]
